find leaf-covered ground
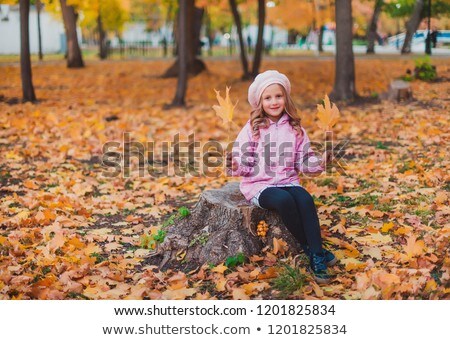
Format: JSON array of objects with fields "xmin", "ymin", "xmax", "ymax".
[{"xmin": 0, "ymin": 57, "xmax": 449, "ymax": 299}]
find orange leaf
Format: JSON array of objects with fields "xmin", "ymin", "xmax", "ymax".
[
  {"xmin": 241, "ymin": 282, "xmax": 270, "ymax": 296},
  {"xmin": 23, "ymin": 180, "xmax": 39, "ymax": 190},
  {"xmin": 231, "ymin": 287, "xmax": 250, "ymax": 300},
  {"xmin": 330, "ymin": 218, "xmax": 347, "ymax": 234},
  {"xmin": 162, "ymin": 287, "xmax": 197, "ymax": 300},
  {"xmin": 435, "ymin": 191, "xmax": 448, "ymax": 205},
  {"xmin": 168, "ymin": 272, "xmax": 188, "ymax": 290},
  {"xmin": 258, "ymin": 267, "xmax": 279, "ymax": 279},
  {"xmin": 368, "ymin": 210, "xmax": 385, "ymax": 218},
  {"xmin": 403, "ymin": 234, "xmax": 425, "ymax": 259},
  {"xmin": 48, "ymin": 231, "xmax": 66, "ymax": 251},
  {"xmin": 273, "ymin": 237, "xmax": 288, "ymax": 255}
]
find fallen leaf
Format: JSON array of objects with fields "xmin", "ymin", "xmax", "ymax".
[{"xmin": 273, "ymin": 237, "xmax": 288, "ymax": 255}]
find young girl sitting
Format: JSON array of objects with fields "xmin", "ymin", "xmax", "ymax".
[{"xmin": 227, "ymin": 70, "xmax": 336, "ymax": 284}]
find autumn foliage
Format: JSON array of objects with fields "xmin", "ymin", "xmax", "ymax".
[{"xmin": 0, "ymin": 58, "xmax": 449, "ymax": 299}]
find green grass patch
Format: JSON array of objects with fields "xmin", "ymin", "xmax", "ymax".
[
  {"xmin": 224, "ymin": 253, "xmax": 246, "ymax": 269},
  {"xmin": 375, "ymin": 141, "xmax": 389, "ymax": 150},
  {"xmin": 271, "ymin": 264, "xmax": 307, "ymax": 298}
]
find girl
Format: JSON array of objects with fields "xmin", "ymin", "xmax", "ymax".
[{"xmin": 227, "ymin": 70, "xmax": 336, "ymax": 284}]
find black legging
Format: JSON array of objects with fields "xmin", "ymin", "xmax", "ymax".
[{"xmin": 258, "ymin": 186, "xmax": 323, "ymax": 253}]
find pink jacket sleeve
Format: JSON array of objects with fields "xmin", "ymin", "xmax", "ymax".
[
  {"xmin": 227, "ymin": 121, "xmax": 257, "ymax": 177},
  {"xmin": 295, "ymin": 128, "xmax": 325, "ymax": 175}
]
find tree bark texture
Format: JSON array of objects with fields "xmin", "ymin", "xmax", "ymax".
[
  {"xmin": 36, "ymin": 0, "xmax": 43, "ymax": 60},
  {"xmin": 229, "ymin": 0, "xmax": 250, "ymax": 79},
  {"xmin": 366, "ymin": 0, "xmax": 384, "ymax": 54},
  {"xmin": 252, "ymin": 0, "xmax": 265, "ymax": 77},
  {"xmin": 20, "ymin": 0, "xmax": 36, "ymax": 102},
  {"xmin": 318, "ymin": 25, "xmax": 325, "ymax": 52},
  {"xmin": 97, "ymin": 13, "xmax": 107, "ymax": 59},
  {"xmin": 60, "ymin": 0, "xmax": 84, "ymax": 68},
  {"xmin": 330, "ymin": 0, "xmax": 356, "ymax": 101},
  {"xmin": 171, "ymin": 0, "xmax": 188, "ymax": 106},
  {"xmin": 163, "ymin": 0, "xmax": 206, "ymax": 78},
  {"xmin": 148, "ymin": 183, "xmax": 302, "ymax": 271},
  {"xmin": 401, "ymin": 0, "xmax": 424, "ymax": 54}
]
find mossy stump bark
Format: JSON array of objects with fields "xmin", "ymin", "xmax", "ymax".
[{"xmin": 150, "ymin": 182, "xmax": 301, "ymax": 271}]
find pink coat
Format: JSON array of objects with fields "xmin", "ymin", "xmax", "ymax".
[{"xmin": 228, "ymin": 113, "xmax": 324, "ymax": 201}]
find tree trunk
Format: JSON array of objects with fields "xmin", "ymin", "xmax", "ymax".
[
  {"xmin": 401, "ymin": 0, "xmax": 424, "ymax": 54},
  {"xmin": 318, "ymin": 25, "xmax": 325, "ymax": 52},
  {"xmin": 366, "ymin": 0, "xmax": 383, "ymax": 54},
  {"xmin": 170, "ymin": 0, "xmax": 188, "ymax": 107},
  {"xmin": 36, "ymin": 0, "xmax": 43, "ymax": 60},
  {"xmin": 330, "ymin": 0, "xmax": 356, "ymax": 101},
  {"xmin": 148, "ymin": 183, "xmax": 302, "ymax": 271},
  {"xmin": 97, "ymin": 13, "xmax": 107, "ymax": 60},
  {"xmin": 252, "ymin": 0, "xmax": 265, "ymax": 77},
  {"xmin": 60, "ymin": 0, "xmax": 84, "ymax": 68},
  {"xmin": 163, "ymin": 0, "xmax": 206, "ymax": 78},
  {"xmin": 19, "ymin": 0, "xmax": 36, "ymax": 102},
  {"xmin": 229, "ymin": 0, "xmax": 250, "ymax": 79}
]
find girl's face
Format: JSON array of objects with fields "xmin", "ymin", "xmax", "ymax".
[{"xmin": 261, "ymin": 84, "xmax": 286, "ymax": 122}]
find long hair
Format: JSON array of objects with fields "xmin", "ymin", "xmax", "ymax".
[{"xmin": 249, "ymin": 85, "xmax": 303, "ymax": 139}]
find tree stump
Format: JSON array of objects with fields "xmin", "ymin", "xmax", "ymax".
[
  {"xmin": 386, "ymin": 80, "xmax": 412, "ymax": 102},
  {"xmin": 150, "ymin": 182, "xmax": 302, "ymax": 271}
]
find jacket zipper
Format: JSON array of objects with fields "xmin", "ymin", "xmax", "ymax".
[{"xmin": 275, "ymin": 121, "xmax": 278, "ymax": 183}]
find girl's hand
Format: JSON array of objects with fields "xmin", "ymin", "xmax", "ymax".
[
  {"xmin": 225, "ymin": 152, "xmax": 239, "ymax": 171},
  {"xmin": 320, "ymin": 151, "xmax": 333, "ymax": 168}
]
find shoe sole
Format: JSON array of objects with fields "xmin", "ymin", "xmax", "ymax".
[
  {"xmin": 326, "ymin": 257, "xmax": 338, "ymax": 267},
  {"xmin": 313, "ymin": 275, "xmax": 331, "ymax": 284},
  {"xmin": 307, "ymin": 267, "xmax": 332, "ymax": 284}
]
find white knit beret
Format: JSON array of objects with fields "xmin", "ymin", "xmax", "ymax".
[{"xmin": 247, "ymin": 70, "xmax": 291, "ymax": 108}]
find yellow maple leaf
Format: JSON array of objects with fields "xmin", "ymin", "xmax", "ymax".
[
  {"xmin": 211, "ymin": 263, "xmax": 228, "ymax": 274},
  {"xmin": 212, "ymin": 86, "xmax": 237, "ymax": 124},
  {"xmin": 381, "ymin": 222, "xmax": 395, "ymax": 233},
  {"xmin": 316, "ymin": 94, "xmax": 340, "ymax": 131}
]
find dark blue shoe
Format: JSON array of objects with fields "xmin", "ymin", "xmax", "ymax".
[
  {"xmin": 302, "ymin": 246, "xmax": 337, "ymax": 267},
  {"xmin": 309, "ymin": 252, "xmax": 332, "ymax": 284}
]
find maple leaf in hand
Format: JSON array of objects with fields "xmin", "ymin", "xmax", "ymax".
[
  {"xmin": 316, "ymin": 94, "xmax": 340, "ymax": 131},
  {"xmin": 212, "ymin": 86, "xmax": 238, "ymax": 125}
]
